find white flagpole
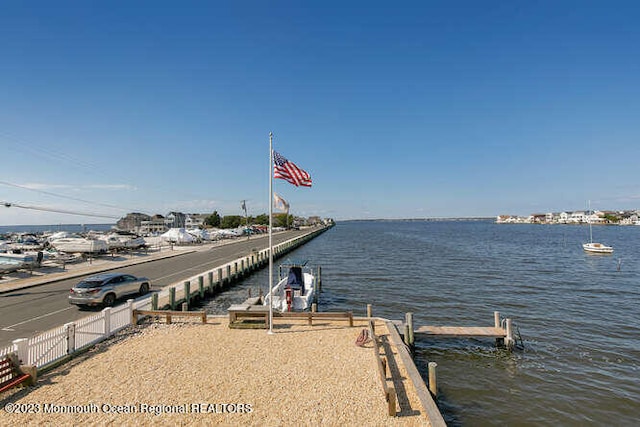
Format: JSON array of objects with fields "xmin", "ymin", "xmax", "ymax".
[{"xmin": 268, "ymin": 132, "xmax": 274, "ymax": 334}]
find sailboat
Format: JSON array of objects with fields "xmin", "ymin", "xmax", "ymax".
[{"xmin": 582, "ymin": 202, "xmax": 613, "ymax": 254}]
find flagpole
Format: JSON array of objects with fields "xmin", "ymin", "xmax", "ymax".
[{"xmin": 268, "ymin": 132, "xmax": 274, "ymax": 334}]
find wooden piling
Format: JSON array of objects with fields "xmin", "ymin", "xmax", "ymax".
[
  {"xmin": 404, "ymin": 323, "xmax": 411, "ymax": 346},
  {"xmin": 311, "ymin": 303, "xmax": 317, "ymax": 313},
  {"xmin": 183, "ymin": 281, "xmax": 190, "ymax": 309},
  {"xmin": 169, "ymin": 288, "xmax": 176, "ymax": 310},
  {"xmin": 428, "ymin": 362, "xmax": 438, "ymax": 398},
  {"xmin": 406, "ymin": 312, "xmax": 414, "ymax": 346},
  {"xmin": 151, "ymin": 293, "xmax": 158, "ymax": 310},
  {"xmin": 506, "ymin": 318, "xmax": 514, "ymax": 350},
  {"xmin": 495, "ymin": 311, "xmax": 504, "ymax": 347}
]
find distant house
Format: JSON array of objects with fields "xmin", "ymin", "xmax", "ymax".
[
  {"xmin": 558, "ymin": 212, "xmax": 569, "ymax": 224},
  {"xmin": 531, "ymin": 214, "xmax": 547, "ymax": 224},
  {"xmin": 568, "ymin": 211, "xmax": 586, "ymax": 223},
  {"xmin": 165, "ymin": 212, "xmax": 186, "ymax": 228},
  {"xmin": 139, "ymin": 215, "xmax": 167, "ymax": 235},
  {"xmin": 116, "ymin": 212, "xmax": 151, "ymax": 232},
  {"xmin": 185, "ymin": 214, "xmax": 207, "ymax": 229},
  {"xmin": 307, "ymin": 216, "xmax": 322, "ymax": 226}
]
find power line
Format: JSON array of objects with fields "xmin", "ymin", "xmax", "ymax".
[
  {"xmin": 2, "ymin": 201, "xmax": 120, "ymax": 220},
  {"xmin": 0, "ymin": 180, "xmax": 127, "ymax": 212}
]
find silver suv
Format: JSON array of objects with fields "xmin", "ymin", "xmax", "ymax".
[{"xmin": 68, "ymin": 273, "xmax": 151, "ymax": 308}]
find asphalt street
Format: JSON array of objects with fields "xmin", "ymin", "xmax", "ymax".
[{"xmin": 0, "ymin": 229, "xmax": 312, "ymax": 349}]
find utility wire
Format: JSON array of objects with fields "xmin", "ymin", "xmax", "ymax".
[
  {"xmin": 1, "ymin": 201, "xmax": 120, "ymax": 220},
  {"xmin": 0, "ymin": 180, "xmax": 127, "ymax": 212},
  {"xmin": 2, "ymin": 132, "xmax": 209, "ymax": 210}
]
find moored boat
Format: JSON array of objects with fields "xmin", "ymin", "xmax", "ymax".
[
  {"xmin": 263, "ymin": 259, "xmax": 317, "ymax": 312},
  {"xmin": 583, "ymin": 201, "xmax": 613, "ymax": 254},
  {"xmin": 582, "ymin": 242, "xmax": 614, "ymax": 254}
]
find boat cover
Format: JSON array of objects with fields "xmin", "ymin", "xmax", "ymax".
[{"xmin": 286, "ymin": 266, "xmax": 304, "ymax": 293}]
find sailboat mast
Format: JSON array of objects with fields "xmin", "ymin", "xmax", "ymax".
[{"xmin": 588, "ymin": 200, "xmax": 593, "ymax": 243}]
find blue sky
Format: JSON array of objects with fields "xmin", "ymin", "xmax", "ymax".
[{"xmin": 2, "ymin": 1, "xmax": 639, "ymax": 225}]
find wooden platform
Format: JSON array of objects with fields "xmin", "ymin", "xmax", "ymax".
[
  {"xmin": 228, "ymin": 304, "xmax": 270, "ymax": 328},
  {"xmin": 414, "ymin": 326, "xmax": 506, "ymax": 338}
]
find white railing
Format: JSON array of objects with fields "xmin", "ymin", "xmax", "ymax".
[
  {"xmin": 75, "ymin": 311, "xmax": 107, "ymax": 350},
  {"xmin": 27, "ymin": 325, "xmax": 67, "ymax": 367},
  {"xmin": 2, "ymin": 226, "xmax": 329, "ymax": 371}
]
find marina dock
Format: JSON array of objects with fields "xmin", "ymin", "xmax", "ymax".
[{"xmin": 395, "ymin": 310, "xmax": 518, "ymax": 350}]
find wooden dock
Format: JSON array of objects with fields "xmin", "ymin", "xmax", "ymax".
[
  {"xmin": 392, "ymin": 310, "xmax": 517, "ymax": 350},
  {"xmin": 415, "ymin": 325, "xmax": 506, "ymax": 339}
]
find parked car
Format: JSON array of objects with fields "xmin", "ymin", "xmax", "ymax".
[{"xmin": 68, "ymin": 273, "xmax": 151, "ymax": 308}]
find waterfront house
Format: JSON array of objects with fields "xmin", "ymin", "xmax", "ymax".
[
  {"xmin": 568, "ymin": 211, "xmax": 586, "ymax": 224},
  {"xmin": 139, "ymin": 215, "xmax": 168, "ymax": 236},
  {"xmin": 185, "ymin": 214, "xmax": 207, "ymax": 229},
  {"xmin": 165, "ymin": 212, "xmax": 186, "ymax": 229}
]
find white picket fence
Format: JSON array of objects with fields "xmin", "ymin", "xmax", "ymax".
[
  {"xmin": 1, "ymin": 298, "xmax": 152, "ymax": 369},
  {"xmin": 0, "ymin": 226, "xmax": 329, "ymax": 371}
]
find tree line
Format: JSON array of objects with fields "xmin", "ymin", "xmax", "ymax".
[{"xmin": 204, "ymin": 211, "xmax": 295, "ymax": 229}]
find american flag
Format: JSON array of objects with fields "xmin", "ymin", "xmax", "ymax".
[{"xmin": 273, "ymin": 151, "xmax": 312, "ymax": 187}]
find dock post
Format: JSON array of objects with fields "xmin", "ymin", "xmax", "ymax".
[
  {"xmin": 495, "ymin": 311, "xmax": 504, "ymax": 347},
  {"xmin": 367, "ymin": 304, "xmax": 372, "ymax": 318},
  {"xmin": 317, "ymin": 266, "xmax": 322, "ymax": 292},
  {"xmin": 404, "ymin": 323, "xmax": 411, "ymax": 347},
  {"xmin": 406, "ymin": 312, "xmax": 414, "ymax": 346},
  {"xmin": 208, "ymin": 272, "xmax": 214, "ymax": 293},
  {"xmin": 199, "ymin": 276, "xmax": 204, "ymax": 299},
  {"xmin": 428, "ymin": 362, "xmax": 438, "ymax": 398},
  {"xmin": 311, "ymin": 303, "xmax": 317, "ymax": 313},
  {"xmin": 169, "ymin": 288, "xmax": 176, "ymax": 310},
  {"xmin": 151, "ymin": 293, "xmax": 158, "ymax": 310},
  {"xmin": 367, "ymin": 304, "xmax": 374, "ymax": 333},
  {"xmin": 506, "ymin": 318, "xmax": 514, "ymax": 350},
  {"xmin": 182, "ymin": 302, "xmax": 188, "ymax": 312},
  {"xmin": 183, "ymin": 281, "xmax": 190, "ymax": 308}
]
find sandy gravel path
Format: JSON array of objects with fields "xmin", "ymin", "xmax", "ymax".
[{"xmin": 1, "ymin": 317, "xmax": 429, "ymax": 426}]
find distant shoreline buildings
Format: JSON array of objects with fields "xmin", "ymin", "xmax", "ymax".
[{"xmin": 496, "ymin": 210, "xmax": 640, "ymax": 225}]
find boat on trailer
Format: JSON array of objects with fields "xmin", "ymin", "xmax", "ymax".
[{"xmin": 263, "ymin": 259, "xmax": 317, "ymax": 312}]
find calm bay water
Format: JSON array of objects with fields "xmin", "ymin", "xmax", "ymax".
[{"xmin": 204, "ymin": 220, "xmax": 640, "ymax": 425}]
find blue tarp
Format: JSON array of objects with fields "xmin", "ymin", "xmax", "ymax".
[{"xmin": 286, "ymin": 266, "xmax": 304, "ymax": 293}]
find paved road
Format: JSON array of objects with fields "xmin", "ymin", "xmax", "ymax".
[{"xmin": 0, "ymin": 229, "xmax": 313, "ymax": 349}]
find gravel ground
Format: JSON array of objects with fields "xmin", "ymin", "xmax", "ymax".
[{"xmin": 1, "ymin": 317, "xmax": 429, "ymax": 426}]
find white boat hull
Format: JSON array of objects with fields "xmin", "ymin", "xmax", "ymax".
[
  {"xmin": 265, "ymin": 272, "xmax": 315, "ymax": 312},
  {"xmin": 51, "ymin": 238, "xmax": 108, "ymax": 254},
  {"xmin": 583, "ymin": 242, "xmax": 613, "ymax": 254}
]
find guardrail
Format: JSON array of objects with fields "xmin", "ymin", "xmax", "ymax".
[{"xmin": 0, "ymin": 226, "xmax": 331, "ymax": 373}]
